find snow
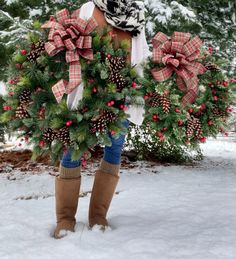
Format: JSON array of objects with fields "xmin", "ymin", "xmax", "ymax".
[
  {"xmin": 0, "ymin": 139, "xmax": 236, "ymax": 259},
  {"xmin": 170, "ymin": 1, "xmax": 196, "ymax": 19}
]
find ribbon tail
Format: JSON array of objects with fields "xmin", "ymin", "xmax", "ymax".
[
  {"xmin": 52, "ymin": 79, "xmax": 68, "ymax": 103},
  {"xmin": 180, "ymin": 77, "xmax": 199, "ymax": 106},
  {"xmin": 68, "ymin": 61, "xmax": 82, "ymax": 93}
]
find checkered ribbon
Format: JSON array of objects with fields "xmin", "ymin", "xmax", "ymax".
[
  {"xmin": 151, "ymin": 32, "xmax": 207, "ymax": 106},
  {"xmin": 42, "ymin": 9, "xmax": 98, "ymax": 103}
]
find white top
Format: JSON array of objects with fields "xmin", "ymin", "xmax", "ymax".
[{"xmin": 67, "ymin": 1, "xmax": 151, "ymax": 125}]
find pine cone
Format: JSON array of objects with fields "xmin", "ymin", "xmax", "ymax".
[
  {"xmin": 109, "ymin": 71, "xmax": 126, "ymax": 92},
  {"xmin": 27, "ymin": 40, "xmax": 45, "ymax": 63},
  {"xmin": 19, "ymin": 89, "xmax": 31, "ymax": 105},
  {"xmin": 90, "ymin": 110, "xmax": 117, "ymax": 133},
  {"xmin": 186, "ymin": 116, "xmax": 202, "ymax": 139},
  {"xmin": 150, "ymin": 93, "xmax": 160, "ymax": 107},
  {"xmin": 213, "ymin": 107, "xmax": 227, "ymax": 121},
  {"xmin": 186, "ymin": 117, "xmax": 195, "ymax": 138},
  {"xmin": 15, "ymin": 105, "xmax": 29, "ymax": 119},
  {"xmin": 109, "ymin": 56, "xmax": 126, "ymax": 72},
  {"xmin": 56, "ymin": 127, "xmax": 71, "ymax": 146},
  {"xmin": 159, "ymin": 94, "xmax": 170, "ymax": 113},
  {"xmin": 43, "ymin": 128, "xmax": 55, "ymax": 143},
  {"xmin": 204, "ymin": 62, "xmax": 221, "ymax": 72}
]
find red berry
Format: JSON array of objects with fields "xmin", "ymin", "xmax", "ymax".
[
  {"xmin": 92, "ymin": 87, "xmax": 97, "ymax": 93},
  {"xmin": 175, "ymin": 108, "xmax": 181, "ymax": 113},
  {"xmin": 200, "ymin": 104, "xmax": 206, "ymax": 110},
  {"xmin": 144, "ymin": 95, "xmax": 149, "ymax": 100},
  {"xmin": 208, "ymin": 120, "xmax": 213, "ymax": 126},
  {"xmin": 9, "ymin": 80, "xmax": 14, "ymax": 85},
  {"xmin": 160, "ymin": 136, "xmax": 165, "ymax": 142},
  {"xmin": 107, "ymin": 54, "xmax": 111, "ymax": 59},
  {"xmin": 39, "ymin": 140, "xmax": 45, "ymax": 147},
  {"xmin": 3, "ymin": 106, "xmax": 11, "ymax": 111},
  {"xmin": 66, "ymin": 120, "xmax": 73, "ymax": 127},
  {"xmin": 162, "ymin": 127, "xmax": 167, "ymax": 132},
  {"xmin": 178, "ymin": 120, "xmax": 183, "ymax": 126},
  {"xmin": 213, "ymin": 96, "xmax": 218, "ymax": 101},
  {"xmin": 227, "ymin": 107, "xmax": 233, "ymax": 113},
  {"xmin": 200, "ymin": 137, "xmax": 207, "ymax": 143},
  {"xmin": 86, "ymin": 60, "xmax": 91, "ymax": 65},
  {"xmin": 132, "ymin": 82, "xmax": 137, "ymax": 88},
  {"xmin": 188, "ymin": 108, "xmax": 193, "ymax": 114},
  {"xmin": 9, "ymin": 92, "xmax": 13, "ymax": 96},
  {"xmin": 15, "ymin": 63, "xmax": 22, "ymax": 69},
  {"xmin": 111, "ymin": 130, "xmax": 116, "ymax": 136},
  {"xmin": 208, "ymin": 47, "xmax": 213, "ymax": 54},
  {"xmin": 21, "ymin": 49, "xmax": 27, "ymax": 55},
  {"xmin": 222, "ymin": 80, "xmax": 228, "ymax": 86},
  {"xmin": 230, "ymin": 79, "xmax": 235, "ymax": 83}
]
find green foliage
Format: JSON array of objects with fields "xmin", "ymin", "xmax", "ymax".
[
  {"xmin": 142, "ymin": 36, "xmax": 236, "ymax": 146},
  {"xmin": 1, "ymin": 17, "xmax": 143, "ymax": 161},
  {"xmin": 0, "ymin": 95, "xmax": 7, "ymax": 143},
  {"xmin": 126, "ymin": 124, "xmax": 203, "ymax": 163}
]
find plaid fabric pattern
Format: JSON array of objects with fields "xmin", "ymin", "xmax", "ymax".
[
  {"xmin": 54, "ymin": 35, "xmax": 64, "ymax": 48},
  {"xmin": 151, "ymin": 32, "xmax": 207, "ymax": 106},
  {"xmin": 85, "ymin": 18, "xmax": 98, "ymax": 35},
  {"xmin": 151, "ymin": 67, "xmax": 173, "ymax": 82},
  {"xmin": 64, "ymin": 39, "xmax": 76, "ymax": 51},
  {"xmin": 182, "ymin": 36, "xmax": 203, "ymax": 57},
  {"xmin": 52, "ymin": 80, "xmax": 68, "ymax": 103},
  {"xmin": 41, "ymin": 8, "xmax": 98, "ymax": 102},
  {"xmin": 68, "ymin": 62, "xmax": 82, "ymax": 91},
  {"xmin": 56, "ymin": 9, "xmax": 70, "ymax": 23},
  {"xmin": 66, "ymin": 28, "xmax": 77, "ymax": 39},
  {"xmin": 172, "ymin": 32, "xmax": 191, "ymax": 44}
]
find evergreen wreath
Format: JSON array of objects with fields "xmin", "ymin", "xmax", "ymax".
[
  {"xmin": 0, "ymin": 10, "xmax": 143, "ymax": 161},
  {"xmin": 140, "ymin": 32, "xmax": 236, "ymax": 146}
]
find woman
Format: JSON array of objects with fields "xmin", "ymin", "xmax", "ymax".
[{"xmin": 54, "ymin": 0, "xmax": 150, "ymax": 239}]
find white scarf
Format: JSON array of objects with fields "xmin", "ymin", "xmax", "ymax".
[{"xmin": 93, "ymin": 0, "xmax": 145, "ymax": 36}]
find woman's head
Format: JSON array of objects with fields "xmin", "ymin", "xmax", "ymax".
[
  {"xmin": 93, "ymin": 0, "xmax": 145, "ymax": 36},
  {"xmin": 106, "ymin": 0, "xmax": 140, "ymax": 15}
]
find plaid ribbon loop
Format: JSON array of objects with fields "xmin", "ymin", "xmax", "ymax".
[
  {"xmin": 151, "ymin": 32, "xmax": 207, "ymax": 106},
  {"xmin": 42, "ymin": 9, "xmax": 98, "ymax": 103}
]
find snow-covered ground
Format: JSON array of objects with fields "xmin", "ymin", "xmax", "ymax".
[{"xmin": 0, "ymin": 140, "xmax": 236, "ymax": 259}]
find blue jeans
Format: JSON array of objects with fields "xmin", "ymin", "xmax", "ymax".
[{"xmin": 61, "ymin": 120, "xmax": 129, "ymax": 168}]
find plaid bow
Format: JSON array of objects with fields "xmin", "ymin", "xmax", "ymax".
[
  {"xmin": 42, "ymin": 9, "xmax": 98, "ymax": 103},
  {"xmin": 151, "ymin": 32, "xmax": 207, "ymax": 106}
]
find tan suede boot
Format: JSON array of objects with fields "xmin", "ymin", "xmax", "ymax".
[
  {"xmin": 89, "ymin": 160, "xmax": 120, "ymax": 229},
  {"xmin": 54, "ymin": 166, "xmax": 81, "ymax": 239}
]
